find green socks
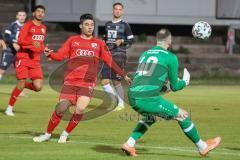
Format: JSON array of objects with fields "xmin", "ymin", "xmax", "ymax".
[
  {"xmin": 130, "ymin": 116, "xmax": 156, "ymax": 141},
  {"xmin": 178, "ymin": 117, "xmax": 200, "ymax": 143}
]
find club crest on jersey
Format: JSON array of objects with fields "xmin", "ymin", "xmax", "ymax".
[
  {"xmin": 116, "ymin": 26, "xmax": 120, "ymax": 30},
  {"xmin": 41, "ymin": 28, "xmax": 45, "ymax": 34},
  {"xmin": 91, "ymin": 43, "xmax": 97, "ymax": 49},
  {"xmin": 73, "ymin": 41, "xmax": 80, "ymax": 46}
]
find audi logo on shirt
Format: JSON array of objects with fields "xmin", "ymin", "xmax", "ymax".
[
  {"xmin": 76, "ymin": 49, "xmax": 95, "ymax": 57},
  {"xmin": 32, "ymin": 35, "xmax": 45, "ymax": 41}
]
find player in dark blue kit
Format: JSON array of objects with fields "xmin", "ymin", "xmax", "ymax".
[
  {"xmin": 0, "ymin": 10, "xmax": 27, "ymax": 81},
  {"xmin": 101, "ymin": 2, "xmax": 134, "ymax": 111}
]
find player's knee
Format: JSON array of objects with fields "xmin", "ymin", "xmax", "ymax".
[
  {"xmin": 75, "ymin": 96, "xmax": 90, "ymax": 114},
  {"xmin": 0, "ymin": 68, "xmax": 6, "ymax": 74},
  {"xmin": 175, "ymin": 108, "xmax": 189, "ymax": 122},
  {"xmin": 75, "ymin": 104, "xmax": 86, "ymax": 114},
  {"xmin": 55, "ymin": 100, "xmax": 71, "ymax": 116},
  {"xmin": 33, "ymin": 84, "xmax": 42, "ymax": 92},
  {"xmin": 75, "ymin": 103, "xmax": 86, "ymax": 114}
]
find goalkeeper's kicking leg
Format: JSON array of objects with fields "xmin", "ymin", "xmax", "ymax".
[
  {"xmin": 176, "ymin": 109, "xmax": 221, "ymax": 157},
  {"xmin": 122, "ymin": 97, "xmax": 221, "ymax": 157}
]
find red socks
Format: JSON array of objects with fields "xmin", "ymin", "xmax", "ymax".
[
  {"xmin": 8, "ymin": 87, "xmax": 22, "ymax": 107},
  {"xmin": 46, "ymin": 112, "xmax": 83, "ymax": 134},
  {"xmin": 8, "ymin": 83, "xmax": 37, "ymax": 108},
  {"xmin": 65, "ymin": 114, "xmax": 83, "ymax": 133},
  {"xmin": 47, "ymin": 111, "xmax": 62, "ymax": 134}
]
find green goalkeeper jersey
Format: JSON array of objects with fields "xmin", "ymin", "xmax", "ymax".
[{"xmin": 129, "ymin": 46, "xmax": 186, "ymax": 98}]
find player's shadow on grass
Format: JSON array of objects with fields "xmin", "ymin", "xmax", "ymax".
[
  {"xmin": 92, "ymin": 145, "xmax": 122, "ymax": 156},
  {"xmin": 92, "ymin": 145, "xmax": 199, "ymax": 158},
  {"xmin": 225, "ymin": 147, "xmax": 240, "ymax": 152},
  {"xmin": 142, "ymin": 152, "xmax": 199, "ymax": 159},
  {"xmin": 91, "ymin": 145, "xmax": 148, "ymax": 156},
  {"xmin": 0, "ymin": 109, "xmax": 27, "ymax": 115},
  {"xmin": 13, "ymin": 131, "xmax": 60, "ymax": 138}
]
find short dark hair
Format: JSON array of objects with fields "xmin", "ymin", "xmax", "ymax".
[
  {"xmin": 80, "ymin": 13, "xmax": 94, "ymax": 24},
  {"xmin": 113, "ymin": 2, "xmax": 124, "ymax": 8},
  {"xmin": 16, "ymin": 10, "xmax": 26, "ymax": 15},
  {"xmin": 33, "ymin": 5, "xmax": 45, "ymax": 12},
  {"xmin": 156, "ymin": 28, "xmax": 171, "ymax": 41}
]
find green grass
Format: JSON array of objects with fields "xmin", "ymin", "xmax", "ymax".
[{"xmin": 0, "ymin": 83, "xmax": 240, "ymax": 160}]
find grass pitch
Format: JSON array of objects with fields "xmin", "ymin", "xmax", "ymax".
[{"xmin": 0, "ymin": 83, "xmax": 240, "ymax": 160}]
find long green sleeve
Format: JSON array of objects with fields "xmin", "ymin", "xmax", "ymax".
[{"xmin": 168, "ymin": 55, "xmax": 186, "ymax": 92}]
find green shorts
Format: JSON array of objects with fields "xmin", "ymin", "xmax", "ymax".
[{"xmin": 128, "ymin": 94, "xmax": 179, "ymax": 120}]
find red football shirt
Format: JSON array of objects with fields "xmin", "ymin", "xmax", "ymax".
[
  {"xmin": 49, "ymin": 35, "xmax": 126, "ymax": 87},
  {"xmin": 17, "ymin": 20, "xmax": 46, "ymax": 62}
]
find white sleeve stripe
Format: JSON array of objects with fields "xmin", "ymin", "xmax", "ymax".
[
  {"xmin": 127, "ymin": 35, "xmax": 134, "ymax": 39},
  {"xmin": 15, "ymin": 31, "xmax": 20, "ymax": 41},
  {"xmin": 5, "ymin": 30, "xmax": 11, "ymax": 35},
  {"xmin": 139, "ymin": 120, "xmax": 149, "ymax": 129},
  {"xmin": 184, "ymin": 123, "xmax": 194, "ymax": 133}
]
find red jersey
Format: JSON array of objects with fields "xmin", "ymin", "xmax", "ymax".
[
  {"xmin": 17, "ymin": 20, "xmax": 46, "ymax": 62},
  {"xmin": 49, "ymin": 35, "xmax": 126, "ymax": 87}
]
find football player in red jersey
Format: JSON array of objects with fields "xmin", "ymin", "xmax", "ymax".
[
  {"xmin": 5, "ymin": 5, "xmax": 46, "ymax": 116},
  {"xmin": 33, "ymin": 14, "xmax": 131, "ymax": 143}
]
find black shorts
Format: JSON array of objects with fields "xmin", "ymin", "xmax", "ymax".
[
  {"xmin": 0, "ymin": 48, "xmax": 15, "ymax": 70},
  {"xmin": 101, "ymin": 53, "xmax": 126, "ymax": 81}
]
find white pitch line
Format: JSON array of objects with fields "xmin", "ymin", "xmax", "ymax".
[{"xmin": 1, "ymin": 135, "xmax": 240, "ymax": 157}]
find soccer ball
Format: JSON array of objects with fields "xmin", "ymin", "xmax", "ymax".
[{"xmin": 192, "ymin": 21, "xmax": 212, "ymax": 39}]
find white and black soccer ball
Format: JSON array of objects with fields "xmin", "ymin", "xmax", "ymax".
[{"xmin": 192, "ymin": 21, "xmax": 212, "ymax": 39}]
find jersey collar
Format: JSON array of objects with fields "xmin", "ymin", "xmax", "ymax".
[
  {"xmin": 15, "ymin": 20, "xmax": 24, "ymax": 27},
  {"xmin": 112, "ymin": 19, "xmax": 122, "ymax": 23}
]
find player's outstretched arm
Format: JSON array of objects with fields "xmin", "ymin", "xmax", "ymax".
[
  {"xmin": 45, "ymin": 38, "xmax": 71, "ymax": 61},
  {"xmin": 168, "ymin": 55, "xmax": 186, "ymax": 92},
  {"xmin": 46, "ymin": 49, "xmax": 67, "ymax": 61},
  {"xmin": 44, "ymin": 44, "xmax": 53, "ymax": 61},
  {"xmin": 100, "ymin": 41, "xmax": 132, "ymax": 85},
  {"xmin": 124, "ymin": 75, "xmax": 132, "ymax": 85}
]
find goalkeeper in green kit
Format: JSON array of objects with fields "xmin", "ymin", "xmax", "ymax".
[{"xmin": 121, "ymin": 28, "xmax": 221, "ymax": 157}]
